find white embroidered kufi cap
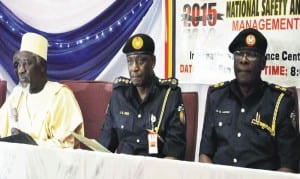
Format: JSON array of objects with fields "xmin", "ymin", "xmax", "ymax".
[{"xmin": 20, "ymin": 32, "xmax": 48, "ymax": 60}]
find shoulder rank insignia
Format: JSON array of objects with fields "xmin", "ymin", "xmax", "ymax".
[
  {"xmin": 272, "ymin": 84, "xmax": 287, "ymax": 92},
  {"xmin": 212, "ymin": 81, "xmax": 230, "ymax": 88},
  {"xmin": 209, "ymin": 81, "xmax": 230, "ymax": 92},
  {"xmin": 213, "ymin": 82, "xmax": 225, "ymax": 88},
  {"xmin": 159, "ymin": 78, "xmax": 178, "ymax": 89},
  {"xmin": 113, "ymin": 76, "xmax": 131, "ymax": 88},
  {"xmin": 269, "ymin": 83, "xmax": 291, "ymax": 95}
]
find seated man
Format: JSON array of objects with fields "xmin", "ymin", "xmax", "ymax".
[
  {"xmin": 99, "ymin": 34, "xmax": 186, "ymax": 160},
  {"xmin": 0, "ymin": 32, "xmax": 84, "ymax": 148},
  {"xmin": 199, "ymin": 28, "xmax": 300, "ymax": 172}
]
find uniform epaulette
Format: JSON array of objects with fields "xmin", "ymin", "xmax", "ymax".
[
  {"xmin": 209, "ymin": 81, "xmax": 230, "ymax": 92},
  {"xmin": 113, "ymin": 76, "xmax": 132, "ymax": 88},
  {"xmin": 269, "ymin": 84, "xmax": 291, "ymax": 95},
  {"xmin": 158, "ymin": 78, "xmax": 178, "ymax": 89}
]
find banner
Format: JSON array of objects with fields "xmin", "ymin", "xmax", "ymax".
[
  {"xmin": 0, "ymin": 0, "xmax": 163, "ymax": 94},
  {"xmin": 174, "ymin": 0, "xmax": 300, "ymax": 87}
]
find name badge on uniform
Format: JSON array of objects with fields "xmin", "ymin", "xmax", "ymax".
[{"xmin": 148, "ymin": 132, "xmax": 158, "ymax": 154}]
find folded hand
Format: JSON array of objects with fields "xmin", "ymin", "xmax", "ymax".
[{"xmin": 11, "ymin": 127, "xmax": 22, "ymax": 136}]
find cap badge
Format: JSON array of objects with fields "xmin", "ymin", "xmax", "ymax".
[
  {"xmin": 245, "ymin": 34, "xmax": 256, "ymax": 47},
  {"xmin": 132, "ymin": 36, "xmax": 144, "ymax": 50}
]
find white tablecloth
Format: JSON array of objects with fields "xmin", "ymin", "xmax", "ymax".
[{"xmin": 0, "ymin": 142, "xmax": 298, "ymax": 179}]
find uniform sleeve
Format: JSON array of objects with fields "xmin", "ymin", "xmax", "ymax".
[
  {"xmin": 99, "ymin": 91, "xmax": 119, "ymax": 152},
  {"xmin": 276, "ymin": 94, "xmax": 300, "ymax": 172},
  {"xmin": 161, "ymin": 87, "xmax": 186, "ymax": 159},
  {"xmin": 199, "ymin": 91, "xmax": 217, "ymax": 157},
  {"xmin": 35, "ymin": 87, "xmax": 84, "ymax": 148}
]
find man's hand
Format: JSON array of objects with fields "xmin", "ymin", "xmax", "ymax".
[
  {"xmin": 199, "ymin": 154, "xmax": 213, "ymax": 163},
  {"xmin": 164, "ymin": 156, "xmax": 178, "ymax": 160},
  {"xmin": 278, "ymin": 167, "xmax": 294, "ymax": 173},
  {"xmin": 11, "ymin": 127, "xmax": 22, "ymax": 136}
]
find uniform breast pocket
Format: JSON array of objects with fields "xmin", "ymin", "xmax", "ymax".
[
  {"xmin": 214, "ymin": 112, "xmax": 233, "ymax": 136},
  {"xmin": 113, "ymin": 116, "xmax": 134, "ymax": 133}
]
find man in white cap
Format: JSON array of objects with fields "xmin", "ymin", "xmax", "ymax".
[{"xmin": 0, "ymin": 32, "xmax": 84, "ymax": 148}]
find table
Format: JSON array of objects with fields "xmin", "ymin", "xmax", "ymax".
[{"xmin": 0, "ymin": 142, "xmax": 298, "ymax": 179}]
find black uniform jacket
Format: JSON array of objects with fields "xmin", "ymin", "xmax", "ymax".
[
  {"xmin": 200, "ymin": 79, "xmax": 300, "ymax": 171},
  {"xmin": 100, "ymin": 76, "xmax": 186, "ymax": 159}
]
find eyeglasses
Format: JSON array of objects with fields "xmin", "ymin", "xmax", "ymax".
[{"xmin": 233, "ymin": 50, "xmax": 261, "ymax": 61}]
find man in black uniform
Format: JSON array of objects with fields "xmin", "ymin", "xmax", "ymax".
[
  {"xmin": 199, "ymin": 28, "xmax": 300, "ymax": 172},
  {"xmin": 99, "ymin": 34, "xmax": 186, "ymax": 160}
]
